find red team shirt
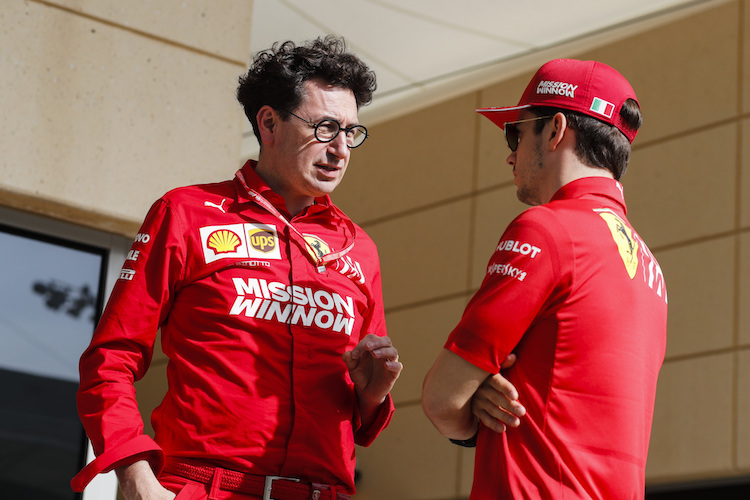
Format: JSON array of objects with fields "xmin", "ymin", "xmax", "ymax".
[
  {"xmin": 72, "ymin": 161, "xmax": 393, "ymax": 494},
  {"xmin": 446, "ymin": 177, "xmax": 667, "ymax": 499}
]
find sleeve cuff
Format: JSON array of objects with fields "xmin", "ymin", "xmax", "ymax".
[
  {"xmin": 354, "ymin": 393, "xmax": 395, "ymax": 447},
  {"xmin": 70, "ymin": 435, "xmax": 164, "ymax": 492}
]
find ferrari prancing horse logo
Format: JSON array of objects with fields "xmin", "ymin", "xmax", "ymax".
[
  {"xmin": 303, "ymin": 234, "xmax": 331, "ymax": 259},
  {"xmin": 597, "ymin": 210, "xmax": 639, "ymax": 279}
]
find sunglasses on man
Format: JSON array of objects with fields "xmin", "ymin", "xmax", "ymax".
[{"xmin": 503, "ymin": 115, "xmax": 554, "ymax": 152}]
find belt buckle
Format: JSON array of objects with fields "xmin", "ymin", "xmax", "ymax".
[{"xmin": 263, "ymin": 475, "xmax": 301, "ymax": 500}]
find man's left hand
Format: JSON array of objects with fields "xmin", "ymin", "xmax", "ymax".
[{"xmin": 343, "ymin": 334, "xmax": 402, "ymax": 420}]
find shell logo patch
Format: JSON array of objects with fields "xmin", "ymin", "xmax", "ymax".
[
  {"xmin": 199, "ymin": 223, "xmax": 281, "ymax": 264},
  {"xmin": 303, "ymin": 234, "xmax": 331, "ymax": 259},
  {"xmin": 207, "ymin": 229, "xmax": 242, "ymax": 254},
  {"xmin": 597, "ymin": 210, "xmax": 639, "ymax": 279}
]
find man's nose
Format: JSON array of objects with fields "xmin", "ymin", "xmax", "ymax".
[{"xmin": 328, "ymin": 132, "xmax": 349, "ymax": 158}]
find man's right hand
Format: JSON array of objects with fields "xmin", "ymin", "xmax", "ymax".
[
  {"xmin": 116, "ymin": 460, "xmax": 175, "ymax": 500},
  {"xmin": 471, "ymin": 354, "xmax": 526, "ymax": 433}
]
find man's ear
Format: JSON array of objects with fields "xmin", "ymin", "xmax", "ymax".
[
  {"xmin": 547, "ymin": 112, "xmax": 568, "ymax": 151},
  {"xmin": 256, "ymin": 105, "xmax": 278, "ymax": 146}
]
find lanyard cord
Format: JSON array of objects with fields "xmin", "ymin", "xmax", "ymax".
[{"xmin": 235, "ymin": 169, "xmax": 356, "ymax": 273}]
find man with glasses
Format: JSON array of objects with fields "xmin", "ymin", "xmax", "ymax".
[
  {"xmin": 73, "ymin": 36, "xmax": 402, "ymax": 500},
  {"xmin": 423, "ymin": 59, "xmax": 667, "ymax": 499}
]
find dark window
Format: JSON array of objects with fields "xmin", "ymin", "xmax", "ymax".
[{"xmin": 0, "ymin": 223, "xmax": 107, "ymax": 500}]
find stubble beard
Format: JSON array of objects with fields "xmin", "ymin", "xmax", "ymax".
[{"xmin": 516, "ymin": 142, "xmax": 545, "ymax": 206}]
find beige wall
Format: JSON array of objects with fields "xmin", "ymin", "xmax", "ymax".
[
  {"xmin": 0, "ymin": 1, "xmax": 251, "ymax": 498},
  {"xmin": 332, "ymin": 1, "xmax": 750, "ymax": 497},
  {"xmin": 0, "ymin": 0, "xmax": 252, "ymax": 236}
]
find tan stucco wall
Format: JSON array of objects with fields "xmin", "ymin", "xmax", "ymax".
[
  {"xmin": 0, "ymin": 0, "xmax": 252, "ymax": 237},
  {"xmin": 333, "ymin": 1, "xmax": 750, "ymax": 497}
]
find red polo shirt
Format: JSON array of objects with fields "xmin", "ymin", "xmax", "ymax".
[{"xmin": 446, "ymin": 177, "xmax": 667, "ymax": 499}]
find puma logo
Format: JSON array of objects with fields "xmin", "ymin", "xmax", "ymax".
[{"xmin": 204, "ymin": 198, "xmax": 227, "ymax": 213}]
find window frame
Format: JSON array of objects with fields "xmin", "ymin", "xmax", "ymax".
[{"xmin": 0, "ymin": 205, "xmax": 131, "ymax": 500}]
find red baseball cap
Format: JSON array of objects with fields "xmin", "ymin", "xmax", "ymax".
[{"xmin": 477, "ymin": 59, "xmax": 640, "ymax": 142}]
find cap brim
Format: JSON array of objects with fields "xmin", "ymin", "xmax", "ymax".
[{"xmin": 476, "ymin": 105, "xmax": 530, "ymax": 129}]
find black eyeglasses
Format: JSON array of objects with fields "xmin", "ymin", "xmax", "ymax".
[
  {"xmin": 503, "ymin": 115, "xmax": 554, "ymax": 152},
  {"xmin": 285, "ymin": 110, "xmax": 369, "ymax": 148}
]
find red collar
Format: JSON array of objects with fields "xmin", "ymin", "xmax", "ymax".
[{"xmin": 550, "ymin": 177, "xmax": 627, "ymax": 214}]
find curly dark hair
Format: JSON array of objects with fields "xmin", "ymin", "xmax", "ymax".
[
  {"xmin": 237, "ymin": 35, "xmax": 377, "ymax": 145},
  {"xmin": 532, "ymin": 99, "xmax": 642, "ymax": 180}
]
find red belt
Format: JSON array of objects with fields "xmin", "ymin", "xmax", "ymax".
[{"xmin": 163, "ymin": 460, "xmax": 350, "ymax": 500}]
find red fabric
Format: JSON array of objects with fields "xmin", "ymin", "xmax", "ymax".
[
  {"xmin": 70, "ymin": 434, "xmax": 163, "ymax": 492},
  {"xmin": 74, "ymin": 161, "xmax": 393, "ymax": 493},
  {"xmin": 446, "ymin": 177, "xmax": 667, "ymax": 499}
]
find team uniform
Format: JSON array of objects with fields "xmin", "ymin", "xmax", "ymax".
[
  {"xmin": 72, "ymin": 160, "xmax": 393, "ymax": 498},
  {"xmin": 446, "ymin": 177, "xmax": 668, "ymax": 499}
]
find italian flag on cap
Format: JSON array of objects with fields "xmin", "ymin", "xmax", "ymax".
[{"xmin": 590, "ymin": 97, "xmax": 615, "ymax": 118}]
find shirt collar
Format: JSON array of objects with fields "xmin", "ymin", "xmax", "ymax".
[{"xmin": 549, "ymin": 177, "xmax": 627, "ymax": 214}]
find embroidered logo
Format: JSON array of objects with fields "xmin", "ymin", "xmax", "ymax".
[
  {"xmin": 303, "ymin": 234, "xmax": 331, "ymax": 259},
  {"xmin": 496, "ymin": 239, "xmax": 542, "ymax": 259},
  {"xmin": 590, "ymin": 97, "xmax": 615, "ymax": 118},
  {"xmin": 199, "ymin": 223, "xmax": 281, "ymax": 263},
  {"xmin": 229, "ymin": 277, "xmax": 356, "ymax": 336},
  {"xmin": 207, "ymin": 229, "xmax": 242, "ymax": 254},
  {"xmin": 204, "ymin": 198, "xmax": 227, "ymax": 213},
  {"xmin": 487, "ymin": 262, "xmax": 527, "ymax": 282},
  {"xmin": 595, "ymin": 209, "xmax": 639, "ymax": 279},
  {"xmin": 248, "ymin": 229, "xmax": 277, "ymax": 253},
  {"xmin": 134, "ymin": 233, "xmax": 151, "ymax": 244},
  {"xmin": 536, "ymin": 80, "xmax": 578, "ymax": 98},
  {"xmin": 303, "ymin": 234, "xmax": 366, "ymax": 285},
  {"xmin": 119, "ymin": 268, "xmax": 136, "ymax": 281}
]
